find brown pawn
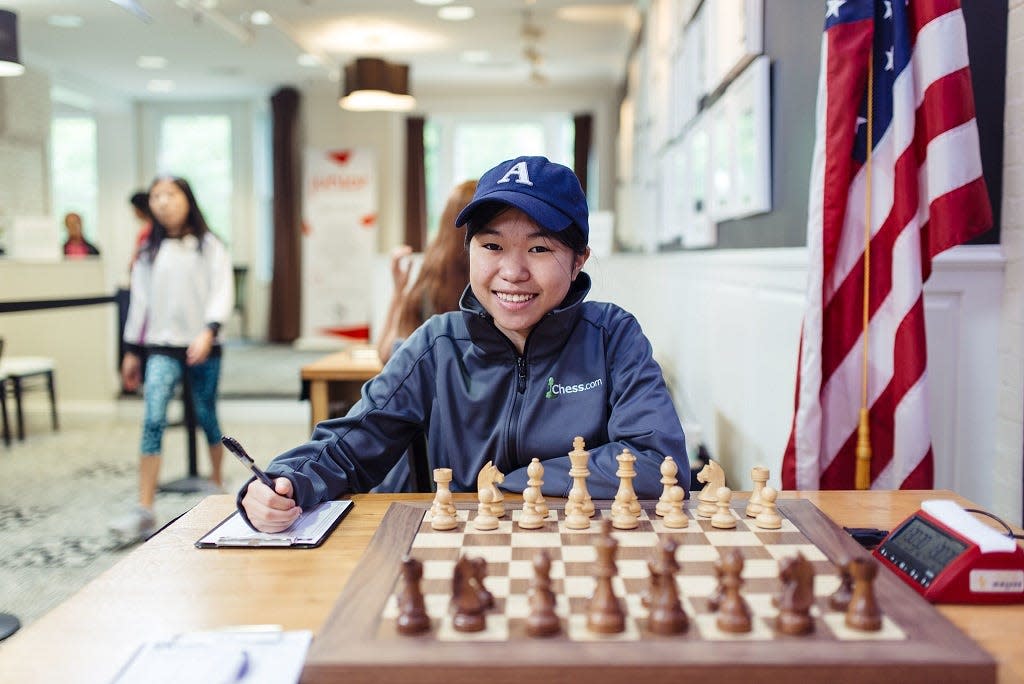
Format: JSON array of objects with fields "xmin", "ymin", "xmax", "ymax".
[
  {"xmin": 775, "ymin": 553, "xmax": 815, "ymax": 636},
  {"xmin": 845, "ymin": 557, "xmax": 883, "ymax": 631},
  {"xmin": 715, "ymin": 548, "xmax": 752, "ymax": 633},
  {"xmin": 707, "ymin": 558, "xmax": 725, "ymax": 611},
  {"xmin": 526, "ymin": 550, "xmax": 561, "ymax": 637},
  {"xmin": 647, "ymin": 540, "xmax": 688, "ymax": 635},
  {"xmin": 451, "ymin": 555, "xmax": 487, "ymax": 632},
  {"xmin": 396, "ymin": 556, "xmax": 431, "ymax": 635},
  {"xmin": 829, "ymin": 559, "xmax": 854, "ymax": 611},
  {"xmin": 586, "ymin": 520, "xmax": 626, "ymax": 634}
]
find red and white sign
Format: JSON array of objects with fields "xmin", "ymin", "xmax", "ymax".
[{"xmin": 301, "ymin": 147, "xmax": 377, "ymax": 343}]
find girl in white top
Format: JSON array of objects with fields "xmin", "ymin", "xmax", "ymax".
[{"xmin": 113, "ymin": 176, "xmax": 234, "ymax": 543}]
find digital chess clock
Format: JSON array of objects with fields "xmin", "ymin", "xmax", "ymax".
[{"xmin": 873, "ymin": 499, "xmax": 1024, "ymax": 604}]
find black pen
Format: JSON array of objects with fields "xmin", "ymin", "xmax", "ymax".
[{"xmin": 222, "ymin": 435, "xmax": 277, "ymax": 491}]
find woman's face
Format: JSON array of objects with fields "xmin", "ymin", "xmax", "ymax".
[
  {"xmin": 469, "ymin": 207, "xmax": 589, "ymax": 354},
  {"xmin": 149, "ymin": 179, "xmax": 190, "ymax": 235}
]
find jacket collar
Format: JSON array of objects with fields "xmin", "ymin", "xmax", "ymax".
[{"xmin": 460, "ymin": 272, "xmax": 591, "ymax": 357}]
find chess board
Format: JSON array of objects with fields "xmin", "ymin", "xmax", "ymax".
[{"xmin": 303, "ymin": 500, "xmax": 995, "ymax": 684}]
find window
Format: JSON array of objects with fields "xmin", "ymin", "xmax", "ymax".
[
  {"xmin": 51, "ymin": 116, "xmax": 98, "ymax": 242},
  {"xmin": 156, "ymin": 114, "xmax": 233, "ymax": 243},
  {"xmin": 423, "ymin": 115, "xmax": 574, "ymax": 240}
]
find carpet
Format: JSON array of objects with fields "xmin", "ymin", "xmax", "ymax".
[{"xmin": 0, "ymin": 401, "xmax": 311, "ymax": 632}]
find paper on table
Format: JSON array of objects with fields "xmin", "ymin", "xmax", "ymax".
[
  {"xmin": 198, "ymin": 500, "xmax": 352, "ymax": 547},
  {"xmin": 111, "ymin": 629, "xmax": 313, "ymax": 684}
]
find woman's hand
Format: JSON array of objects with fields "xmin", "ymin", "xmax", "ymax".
[
  {"xmin": 240, "ymin": 477, "xmax": 302, "ymax": 533},
  {"xmin": 121, "ymin": 352, "xmax": 142, "ymax": 392},
  {"xmin": 186, "ymin": 328, "xmax": 215, "ymax": 366},
  {"xmin": 389, "ymin": 244, "xmax": 414, "ymax": 293}
]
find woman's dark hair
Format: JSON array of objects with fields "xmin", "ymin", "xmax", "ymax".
[
  {"xmin": 141, "ymin": 176, "xmax": 214, "ymax": 260},
  {"xmin": 464, "ymin": 203, "xmax": 588, "ymax": 256},
  {"xmin": 130, "ymin": 191, "xmax": 151, "ymax": 218}
]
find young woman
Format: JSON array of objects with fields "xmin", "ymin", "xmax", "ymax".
[
  {"xmin": 112, "ymin": 176, "xmax": 234, "ymax": 542},
  {"xmin": 239, "ymin": 156, "xmax": 686, "ymax": 533},
  {"xmin": 376, "ymin": 179, "xmax": 477, "ymax": 363}
]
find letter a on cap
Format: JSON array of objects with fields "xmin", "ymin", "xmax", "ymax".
[{"xmin": 497, "ymin": 161, "xmax": 534, "ymax": 186}]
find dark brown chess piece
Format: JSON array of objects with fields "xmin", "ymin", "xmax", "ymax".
[
  {"xmin": 829, "ymin": 559, "xmax": 854, "ymax": 611},
  {"xmin": 776, "ymin": 553, "xmax": 814, "ymax": 636},
  {"xmin": 451, "ymin": 555, "xmax": 487, "ymax": 632},
  {"xmin": 527, "ymin": 550, "xmax": 561, "ymax": 637},
  {"xmin": 845, "ymin": 557, "xmax": 883, "ymax": 631},
  {"xmin": 647, "ymin": 540, "xmax": 688, "ymax": 635},
  {"xmin": 715, "ymin": 548, "xmax": 752, "ymax": 633},
  {"xmin": 396, "ymin": 556, "xmax": 431, "ymax": 635},
  {"xmin": 586, "ymin": 520, "xmax": 626, "ymax": 634},
  {"xmin": 707, "ymin": 555, "xmax": 725, "ymax": 611},
  {"xmin": 470, "ymin": 557, "xmax": 494, "ymax": 610}
]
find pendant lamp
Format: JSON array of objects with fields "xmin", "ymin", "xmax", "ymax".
[
  {"xmin": 339, "ymin": 57, "xmax": 415, "ymax": 112},
  {"xmin": 0, "ymin": 10, "xmax": 23, "ymax": 77}
]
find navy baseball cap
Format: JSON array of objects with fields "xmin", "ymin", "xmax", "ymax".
[{"xmin": 455, "ymin": 156, "xmax": 589, "ymax": 241}]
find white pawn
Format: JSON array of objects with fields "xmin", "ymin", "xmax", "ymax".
[
  {"xmin": 746, "ymin": 465, "xmax": 769, "ymax": 518},
  {"xmin": 527, "ymin": 458, "xmax": 549, "ymax": 518},
  {"xmin": 430, "ymin": 488, "xmax": 458, "ymax": 531},
  {"xmin": 656, "ymin": 456, "xmax": 678, "ymax": 517},
  {"xmin": 564, "ymin": 487, "xmax": 590, "ymax": 530},
  {"xmin": 754, "ymin": 485, "xmax": 782, "ymax": 530},
  {"xmin": 519, "ymin": 487, "xmax": 546, "ymax": 529},
  {"xmin": 663, "ymin": 485, "xmax": 689, "ymax": 529},
  {"xmin": 473, "ymin": 487, "xmax": 499, "ymax": 531},
  {"xmin": 711, "ymin": 486, "xmax": 737, "ymax": 529}
]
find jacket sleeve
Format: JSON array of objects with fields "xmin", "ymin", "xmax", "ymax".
[
  {"xmin": 504, "ymin": 311, "xmax": 688, "ymax": 500},
  {"xmin": 122, "ymin": 256, "xmax": 151, "ymax": 352},
  {"xmin": 254, "ymin": 330, "xmax": 436, "ymax": 510},
  {"xmin": 203, "ymin": 235, "xmax": 234, "ymax": 327}
]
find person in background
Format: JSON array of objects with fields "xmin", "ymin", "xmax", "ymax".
[
  {"xmin": 129, "ymin": 190, "xmax": 153, "ymax": 269},
  {"xmin": 238, "ymin": 156, "xmax": 687, "ymax": 533},
  {"xmin": 62, "ymin": 212, "xmax": 100, "ymax": 258},
  {"xmin": 376, "ymin": 180, "xmax": 477, "ymax": 363},
  {"xmin": 110, "ymin": 176, "xmax": 234, "ymax": 543}
]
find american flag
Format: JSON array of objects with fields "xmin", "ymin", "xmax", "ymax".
[{"xmin": 782, "ymin": 0, "xmax": 992, "ymax": 490}]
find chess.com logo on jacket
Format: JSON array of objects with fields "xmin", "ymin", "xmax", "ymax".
[{"xmin": 545, "ymin": 376, "xmax": 603, "ymax": 399}]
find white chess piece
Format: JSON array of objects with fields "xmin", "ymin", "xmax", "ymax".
[
  {"xmin": 473, "ymin": 487, "xmax": 499, "ymax": 531},
  {"xmin": 568, "ymin": 436, "xmax": 595, "ymax": 518},
  {"xmin": 711, "ymin": 486, "xmax": 737, "ymax": 529},
  {"xmin": 746, "ymin": 465, "xmax": 769, "ymax": 518},
  {"xmin": 754, "ymin": 485, "xmax": 782, "ymax": 530},
  {"xmin": 527, "ymin": 458, "xmax": 549, "ymax": 518},
  {"xmin": 432, "ymin": 467, "xmax": 457, "ymax": 517},
  {"xmin": 612, "ymin": 449, "xmax": 640, "ymax": 521},
  {"xmin": 564, "ymin": 487, "xmax": 590, "ymax": 530},
  {"xmin": 519, "ymin": 486, "xmax": 545, "ymax": 529},
  {"xmin": 663, "ymin": 485, "xmax": 689, "ymax": 529},
  {"xmin": 430, "ymin": 488, "xmax": 458, "ymax": 531},
  {"xmin": 656, "ymin": 456, "xmax": 678, "ymax": 517}
]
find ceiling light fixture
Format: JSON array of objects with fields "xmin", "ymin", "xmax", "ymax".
[
  {"xmin": 339, "ymin": 57, "xmax": 415, "ymax": 112},
  {"xmin": 438, "ymin": 6, "xmax": 474, "ymax": 21},
  {"xmin": 0, "ymin": 9, "xmax": 24, "ymax": 77}
]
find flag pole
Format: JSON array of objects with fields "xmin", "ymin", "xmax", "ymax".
[{"xmin": 855, "ymin": 47, "xmax": 875, "ymax": 490}]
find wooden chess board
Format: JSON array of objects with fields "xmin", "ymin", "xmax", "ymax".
[{"xmin": 303, "ymin": 500, "xmax": 995, "ymax": 684}]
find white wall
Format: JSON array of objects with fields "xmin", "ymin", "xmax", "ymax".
[{"xmin": 995, "ymin": 0, "xmax": 1024, "ymax": 526}]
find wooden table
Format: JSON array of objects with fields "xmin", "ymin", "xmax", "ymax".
[
  {"xmin": 0, "ymin": 491, "xmax": 1021, "ymax": 684},
  {"xmin": 300, "ymin": 348, "xmax": 383, "ymax": 430}
]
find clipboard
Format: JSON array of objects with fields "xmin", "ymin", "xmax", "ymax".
[{"xmin": 196, "ymin": 500, "xmax": 353, "ymax": 549}]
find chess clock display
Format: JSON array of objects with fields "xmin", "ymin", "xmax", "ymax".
[{"xmin": 873, "ymin": 499, "xmax": 1024, "ymax": 604}]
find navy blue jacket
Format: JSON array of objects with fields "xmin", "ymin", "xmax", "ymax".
[{"xmin": 253, "ymin": 273, "xmax": 687, "ymax": 511}]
